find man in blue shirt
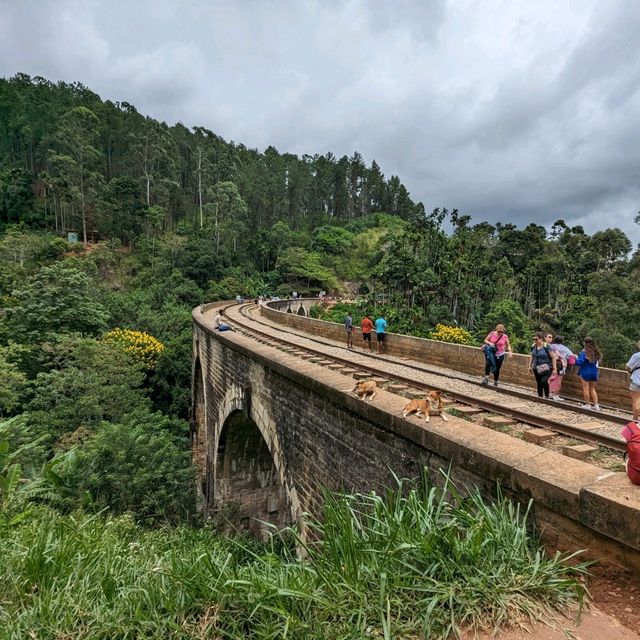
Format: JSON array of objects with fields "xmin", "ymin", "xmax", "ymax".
[{"xmin": 375, "ymin": 315, "xmax": 387, "ymax": 354}]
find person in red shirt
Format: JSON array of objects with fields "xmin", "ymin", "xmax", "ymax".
[
  {"xmin": 622, "ymin": 422, "xmax": 640, "ymax": 486},
  {"xmin": 361, "ymin": 315, "xmax": 373, "ymax": 351}
]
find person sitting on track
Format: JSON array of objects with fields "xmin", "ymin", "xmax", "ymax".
[{"xmin": 215, "ymin": 309, "xmax": 233, "ymax": 332}]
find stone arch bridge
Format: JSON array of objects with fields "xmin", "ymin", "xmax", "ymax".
[{"xmin": 192, "ymin": 301, "xmax": 640, "ymax": 568}]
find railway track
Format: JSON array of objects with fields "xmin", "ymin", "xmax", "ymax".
[{"xmin": 219, "ymin": 302, "xmax": 628, "ymax": 456}]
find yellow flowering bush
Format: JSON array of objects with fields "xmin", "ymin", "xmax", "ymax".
[
  {"xmin": 103, "ymin": 328, "xmax": 165, "ymax": 370},
  {"xmin": 429, "ymin": 324, "xmax": 474, "ymax": 345}
]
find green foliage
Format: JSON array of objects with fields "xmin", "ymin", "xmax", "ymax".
[
  {"xmin": 0, "ymin": 345, "xmax": 27, "ymax": 415},
  {"xmin": 0, "ymin": 167, "xmax": 34, "ymax": 223},
  {"xmin": 3, "ymin": 73, "xmax": 638, "ymax": 365},
  {"xmin": 207, "ymin": 270, "xmax": 268, "ymax": 300},
  {"xmin": 479, "ymin": 300, "xmax": 532, "ymax": 352},
  {"xmin": 5, "ymin": 261, "xmax": 109, "ymax": 343},
  {"xmin": 0, "ymin": 439, "xmax": 24, "ymax": 529},
  {"xmin": 0, "ymin": 476, "xmax": 588, "ymax": 638},
  {"xmin": 0, "ymin": 416, "xmax": 49, "ymax": 478},
  {"xmin": 58, "ymin": 410, "xmax": 194, "ymax": 524},
  {"xmin": 149, "ymin": 323, "xmax": 193, "ymax": 418},
  {"xmin": 100, "ymin": 176, "xmax": 147, "ymax": 245},
  {"xmin": 26, "ymin": 337, "xmax": 148, "ymax": 440},
  {"xmin": 48, "ymin": 106, "xmax": 104, "ymax": 244},
  {"xmin": 276, "ymin": 247, "xmax": 339, "ymax": 292},
  {"xmin": 310, "ymin": 225, "xmax": 354, "ymax": 254}
]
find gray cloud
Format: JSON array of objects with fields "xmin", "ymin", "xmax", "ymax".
[{"xmin": 1, "ymin": 0, "xmax": 639, "ymax": 243}]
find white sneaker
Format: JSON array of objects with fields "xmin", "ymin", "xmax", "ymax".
[
  {"xmin": 552, "ymin": 395, "xmax": 563, "ymax": 401},
  {"xmin": 592, "ymin": 404, "xmax": 600, "ymax": 411},
  {"xmin": 580, "ymin": 403, "xmax": 592, "ymax": 409}
]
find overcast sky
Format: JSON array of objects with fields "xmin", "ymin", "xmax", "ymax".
[{"xmin": 2, "ymin": 0, "xmax": 639, "ymax": 244}]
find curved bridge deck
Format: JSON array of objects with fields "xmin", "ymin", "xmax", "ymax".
[{"xmin": 192, "ymin": 301, "xmax": 640, "ymax": 571}]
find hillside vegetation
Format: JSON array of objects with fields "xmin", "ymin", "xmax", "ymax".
[{"xmin": 0, "ymin": 73, "xmax": 630, "ymax": 637}]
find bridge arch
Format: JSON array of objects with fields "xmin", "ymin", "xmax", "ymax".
[{"xmin": 211, "ymin": 385, "xmax": 301, "ymax": 538}]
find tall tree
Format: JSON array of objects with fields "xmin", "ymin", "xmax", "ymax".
[{"xmin": 48, "ymin": 106, "xmax": 104, "ymax": 245}]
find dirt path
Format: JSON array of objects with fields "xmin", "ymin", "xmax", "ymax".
[{"xmin": 465, "ymin": 606, "xmax": 639, "ymax": 639}]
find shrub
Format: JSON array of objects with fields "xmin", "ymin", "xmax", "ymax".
[
  {"xmin": 59, "ymin": 410, "xmax": 195, "ymax": 524},
  {"xmin": 103, "ymin": 328, "xmax": 165, "ymax": 370},
  {"xmin": 0, "ymin": 475, "xmax": 589, "ymax": 638},
  {"xmin": 430, "ymin": 323, "xmax": 474, "ymax": 345}
]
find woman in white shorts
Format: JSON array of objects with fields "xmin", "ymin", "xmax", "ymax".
[{"xmin": 626, "ymin": 341, "xmax": 640, "ymax": 423}]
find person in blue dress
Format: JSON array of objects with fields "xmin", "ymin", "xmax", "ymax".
[
  {"xmin": 374, "ymin": 315, "xmax": 387, "ymax": 354},
  {"xmin": 576, "ymin": 336, "xmax": 601, "ymax": 410}
]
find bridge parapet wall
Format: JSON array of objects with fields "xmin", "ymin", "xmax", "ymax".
[{"xmin": 262, "ymin": 300, "xmax": 631, "ymax": 409}]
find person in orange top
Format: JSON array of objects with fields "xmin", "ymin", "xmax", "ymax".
[{"xmin": 361, "ymin": 315, "xmax": 374, "ymax": 351}]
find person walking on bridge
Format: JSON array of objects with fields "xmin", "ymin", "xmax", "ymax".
[
  {"xmin": 576, "ymin": 336, "xmax": 601, "ymax": 410},
  {"xmin": 529, "ymin": 332, "xmax": 556, "ymax": 398},
  {"xmin": 375, "ymin": 315, "xmax": 387, "ymax": 354},
  {"xmin": 626, "ymin": 341, "xmax": 640, "ymax": 423},
  {"xmin": 344, "ymin": 313, "xmax": 354, "ymax": 349},
  {"xmin": 548, "ymin": 335, "xmax": 574, "ymax": 401},
  {"xmin": 361, "ymin": 315, "xmax": 373, "ymax": 351},
  {"xmin": 481, "ymin": 324, "xmax": 512, "ymax": 387}
]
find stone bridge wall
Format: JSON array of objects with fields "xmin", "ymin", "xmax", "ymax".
[
  {"xmin": 262, "ymin": 300, "xmax": 632, "ymax": 410},
  {"xmin": 193, "ymin": 303, "xmax": 640, "ymax": 569}
]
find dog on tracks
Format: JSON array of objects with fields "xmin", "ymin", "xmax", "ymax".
[
  {"xmin": 402, "ymin": 390, "xmax": 449, "ymax": 423},
  {"xmin": 353, "ymin": 379, "xmax": 377, "ymax": 401}
]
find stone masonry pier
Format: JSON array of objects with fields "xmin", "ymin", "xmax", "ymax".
[{"xmin": 193, "ymin": 302, "xmax": 640, "ymax": 569}]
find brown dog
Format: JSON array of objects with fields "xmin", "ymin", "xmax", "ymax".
[
  {"xmin": 354, "ymin": 379, "xmax": 377, "ymax": 400},
  {"xmin": 402, "ymin": 390, "xmax": 449, "ymax": 423}
]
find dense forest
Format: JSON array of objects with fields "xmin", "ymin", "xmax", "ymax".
[{"xmin": 0, "ymin": 72, "xmax": 631, "ymax": 637}]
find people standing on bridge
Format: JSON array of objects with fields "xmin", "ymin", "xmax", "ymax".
[
  {"xmin": 375, "ymin": 315, "xmax": 387, "ymax": 354},
  {"xmin": 344, "ymin": 313, "xmax": 354, "ymax": 349},
  {"xmin": 481, "ymin": 324, "xmax": 512, "ymax": 387},
  {"xmin": 625, "ymin": 341, "xmax": 640, "ymax": 422},
  {"xmin": 361, "ymin": 314, "xmax": 374, "ymax": 351},
  {"xmin": 576, "ymin": 336, "xmax": 601, "ymax": 410},
  {"xmin": 529, "ymin": 332, "xmax": 556, "ymax": 398},
  {"xmin": 548, "ymin": 335, "xmax": 574, "ymax": 401}
]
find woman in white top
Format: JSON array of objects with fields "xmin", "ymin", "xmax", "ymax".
[
  {"xmin": 626, "ymin": 341, "xmax": 640, "ymax": 422},
  {"xmin": 548, "ymin": 335, "xmax": 574, "ymax": 401}
]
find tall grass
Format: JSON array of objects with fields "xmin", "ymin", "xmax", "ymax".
[{"xmin": 0, "ymin": 475, "xmax": 588, "ymax": 639}]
